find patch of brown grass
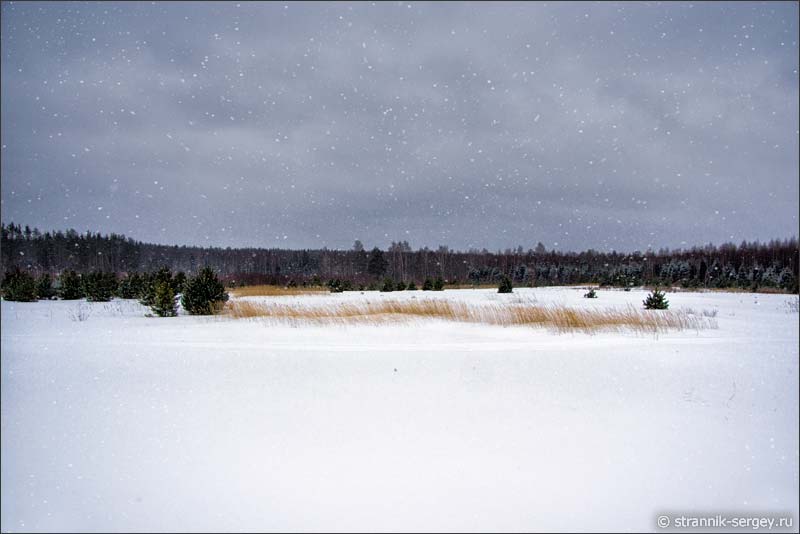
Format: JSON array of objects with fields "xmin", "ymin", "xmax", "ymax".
[
  {"xmin": 443, "ymin": 283, "xmax": 503, "ymax": 290},
  {"xmin": 230, "ymin": 285, "xmax": 327, "ymax": 297},
  {"xmin": 225, "ymin": 298, "xmax": 716, "ymax": 333}
]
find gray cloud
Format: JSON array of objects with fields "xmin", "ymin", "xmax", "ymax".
[{"xmin": 2, "ymin": 1, "xmax": 797, "ymax": 251}]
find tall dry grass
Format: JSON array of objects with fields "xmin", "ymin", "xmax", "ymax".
[
  {"xmin": 226, "ymin": 298, "xmax": 716, "ymax": 333},
  {"xmin": 230, "ymin": 285, "xmax": 327, "ymax": 297}
]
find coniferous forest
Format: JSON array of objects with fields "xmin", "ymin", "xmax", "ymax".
[{"xmin": 1, "ymin": 222, "xmax": 798, "ymax": 292}]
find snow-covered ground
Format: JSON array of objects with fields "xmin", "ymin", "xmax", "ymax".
[{"xmin": 2, "ymin": 287, "xmax": 798, "ymax": 532}]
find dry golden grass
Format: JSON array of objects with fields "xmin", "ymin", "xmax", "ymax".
[
  {"xmin": 443, "ymin": 283, "xmax": 504, "ymax": 290},
  {"xmin": 225, "ymin": 298, "xmax": 716, "ymax": 333},
  {"xmin": 230, "ymin": 285, "xmax": 327, "ymax": 297}
]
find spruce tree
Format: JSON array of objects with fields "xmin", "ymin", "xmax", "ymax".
[
  {"xmin": 367, "ymin": 247, "xmax": 388, "ymax": 279},
  {"xmin": 151, "ymin": 279, "xmax": 177, "ymax": 317},
  {"xmin": 422, "ymin": 278, "xmax": 434, "ymax": 291},
  {"xmin": 643, "ymin": 288, "xmax": 669, "ymax": 310},
  {"xmin": 117, "ymin": 272, "xmax": 144, "ymax": 299},
  {"xmin": 433, "ymin": 277, "xmax": 445, "ymax": 291},
  {"xmin": 1, "ymin": 269, "xmax": 38, "ymax": 301},
  {"xmin": 498, "ymin": 275, "xmax": 513, "ymax": 294},
  {"xmin": 380, "ymin": 278, "xmax": 395, "ymax": 292},
  {"xmin": 328, "ymin": 278, "xmax": 344, "ymax": 293},
  {"xmin": 141, "ymin": 267, "xmax": 173, "ymax": 307},
  {"xmin": 172, "ymin": 271, "xmax": 187, "ymax": 294},
  {"xmin": 395, "ymin": 280, "xmax": 407, "ymax": 291},
  {"xmin": 83, "ymin": 271, "xmax": 118, "ymax": 302},
  {"xmin": 59, "ymin": 270, "xmax": 84, "ymax": 300},
  {"xmin": 407, "ymin": 281, "xmax": 418, "ymax": 291},
  {"xmin": 36, "ymin": 274, "xmax": 56, "ymax": 300},
  {"xmin": 181, "ymin": 267, "xmax": 229, "ymax": 315}
]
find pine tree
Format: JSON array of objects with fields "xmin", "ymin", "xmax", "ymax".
[
  {"xmin": 380, "ymin": 278, "xmax": 395, "ymax": 292},
  {"xmin": 181, "ymin": 267, "xmax": 229, "ymax": 315},
  {"xmin": 433, "ymin": 277, "xmax": 445, "ymax": 291},
  {"xmin": 328, "ymin": 278, "xmax": 344, "ymax": 293},
  {"xmin": 1, "ymin": 269, "xmax": 38, "ymax": 301},
  {"xmin": 498, "ymin": 275, "xmax": 513, "ymax": 294},
  {"xmin": 643, "ymin": 288, "xmax": 669, "ymax": 310},
  {"xmin": 407, "ymin": 281, "xmax": 418, "ymax": 291},
  {"xmin": 140, "ymin": 267, "xmax": 173, "ymax": 307},
  {"xmin": 367, "ymin": 247, "xmax": 388, "ymax": 279},
  {"xmin": 151, "ymin": 279, "xmax": 177, "ymax": 317},
  {"xmin": 172, "ymin": 271, "xmax": 187, "ymax": 294},
  {"xmin": 395, "ymin": 280, "xmax": 407, "ymax": 291},
  {"xmin": 59, "ymin": 270, "xmax": 84, "ymax": 300},
  {"xmin": 36, "ymin": 274, "xmax": 56, "ymax": 300},
  {"xmin": 117, "ymin": 272, "xmax": 144, "ymax": 299},
  {"xmin": 83, "ymin": 271, "xmax": 118, "ymax": 302},
  {"xmin": 422, "ymin": 278, "xmax": 434, "ymax": 291}
]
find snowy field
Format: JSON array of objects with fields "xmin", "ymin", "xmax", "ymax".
[{"xmin": 2, "ymin": 287, "xmax": 798, "ymax": 532}]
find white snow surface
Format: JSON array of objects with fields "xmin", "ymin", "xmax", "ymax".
[{"xmin": 2, "ymin": 287, "xmax": 798, "ymax": 532}]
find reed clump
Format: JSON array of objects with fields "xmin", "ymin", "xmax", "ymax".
[
  {"xmin": 226, "ymin": 299, "xmax": 716, "ymax": 333},
  {"xmin": 229, "ymin": 285, "xmax": 327, "ymax": 297}
]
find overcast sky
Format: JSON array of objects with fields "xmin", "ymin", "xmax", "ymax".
[{"xmin": 1, "ymin": 1, "xmax": 798, "ymax": 252}]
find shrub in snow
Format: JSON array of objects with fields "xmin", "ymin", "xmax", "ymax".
[
  {"xmin": 380, "ymin": 278, "xmax": 395, "ymax": 292},
  {"xmin": 498, "ymin": 275, "xmax": 513, "ymax": 294},
  {"xmin": 327, "ymin": 278, "xmax": 353, "ymax": 293},
  {"xmin": 172, "ymin": 271, "xmax": 187, "ymax": 294},
  {"xmin": 584, "ymin": 288, "xmax": 598, "ymax": 299},
  {"xmin": 643, "ymin": 288, "xmax": 669, "ymax": 310},
  {"xmin": 151, "ymin": 280, "xmax": 178, "ymax": 317},
  {"xmin": 117, "ymin": 272, "xmax": 145, "ymax": 299},
  {"xmin": 395, "ymin": 280, "xmax": 407, "ymax": 291},
  {"xmin": 36, "ymin": 274, "xmax": 57, "ymax": 300},
  {"xmin": 140, "ymin": 267, "xmax": 173, "ymax": 307},
  {"xmin": 1, "ymin": 269, "xmax": 38, "ymax": 302},
  {"xmin": 422, "ymin": 278, "xmax": 434, "ymax": 291},
  {"xmin": 59, "ymin": 270, "xmax": 84, "ymax": 300},
  {"xmin": 433, "ymin": 277, "xmax": 445, "ymax": 291},
  {"xmin": 407, "ymin": 281, "xmax": 418, "ymax": 291},
  {"xmin": 83, "ymin": 271, "xmax": 118, "ymax": 302},
  {"xmin": 181, "ymin": 267, "xmax": 228, "ymax": 315},
  {"xmin": 68, "ymin": 303, "xmax": 92, "ymax": 322}
]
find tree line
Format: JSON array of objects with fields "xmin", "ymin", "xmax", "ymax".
[{"xmin": 2, "ymin": 222, "xmax": 798, "ymax": 292}]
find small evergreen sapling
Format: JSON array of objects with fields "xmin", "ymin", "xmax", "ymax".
[
  {"xmin": 181, "ymin": 267, "xmax": 229, "ymax": 315},
  {"xmin": 498, "ymin": 275, "xmax": 513, "ymax": 294},
  {"xmin": 59, "ymin": 270, "xmax": 84, "ymax": 300},
  {"xmin": 117, "ymin": 273, "xmax": 144, "ymax": 299},
  {"xmin": 172, "ymin": 271, "xmax": 187, "ymax": 294},
  {"xmin": 422, "ymin": 278, "xmax": 434, "ymax": 291},
  {"xmin": 1, "ymin": 269, "xmax": 38, "ymax": 301},
  {"xmin": 140, "ymin": 267, "xmax": 173, "ymax": 307},
  {"xmin": 395, "ymin": 280, "xmax": 407, "ymax": 291},
  {"xmin": 327, "ymin": 278, "xmax": 344, "ymax": 293},
  {"xmin": 151, "ymin": 280, "xmax": 177, "ymax": 317},
  {"xmin": 380, "ymin": 278, "xmax": 395, "ymax": 292},
  {"xmin": 407, "ymin": 281, "xmax": 418, "ymax": 291},
  {"xmin": 36, "ymin": 274, "xmax": 57, "ymax": 300},
  {"xmin": 643, "ymin": 288, "xmax": 669, "ymax": 310},
  {"xmin": 83, "ymin": 271, "xmax": 118, "ymax": 302},
  {"xmin": 433, "ymin": 277, "xmax": 445, "ymax": 291}
]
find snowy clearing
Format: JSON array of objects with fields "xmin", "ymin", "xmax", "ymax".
[{"xmin": 2, "ymin": 287, "xmax": 798, "ymax": 532}]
